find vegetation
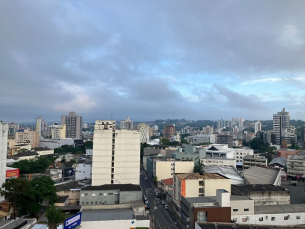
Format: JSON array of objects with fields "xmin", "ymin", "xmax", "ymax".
[
  {"xmin": 0, "ymin": 176, "xmax": 57, "ymax": 218},
  {"xmin": 45, "ymin": 205, "xmax": 65, "ymax": 229},
  {"xmin": 12, "ymin": 156, "xmax": 53, "ymax": 174},
  {"xmin": 54, "ymin": 144, "xmax": 85, "ymax": 154},
  {"xmin": 84, "ymin": 141, "xmax": 93, "ymax": 149},
  {"xmin": 160, "ymin": 138, "xmax": 179, "ymax": 146},
  {"xmin": 153, "ymin": 176, "xmax": 158, "ymax": 187},
  {"xmin": 140, "ymin": 142, "xmax": 149, "ymax": 161},
  {"xmin": 193, "ymin": 160, "xmax": 204, "ymax": 175}
]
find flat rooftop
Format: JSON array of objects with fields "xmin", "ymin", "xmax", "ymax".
[
  {"xmin": 230, "ymin": 195, "xmax": 252, "ymax": 201},
  {"xmin": 82, "ymin": 208, "xmax": 134, "ymax": 221},
  {"xmin": 185, "ymin": 196, "xmax": 217, "ymax": 204},
  {"xmin": 231, "ymin": 184, "xmax": 289, "ymax": 195},
  {"xmin": 55, "ymin": 180, "xmax": 87, "ymax": 192},
  {"xmin": 82, "ymin": 184, "xmax": 141, "ymax": 192},
  {"xmin": 255, "ymin": 204, "xmax": 305, "ymax": 214}
]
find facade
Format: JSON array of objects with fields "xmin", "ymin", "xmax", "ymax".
[
  {"xmin": 172, "ymin": 145, "xmax": 206, "ymax": 163},
  {"xmin": 80, "ymin": 184, "xmax": 142, "ymax": 205},
  {"xmin": 92, "ymin": 120, "xmax": 140, "ymax": 186},
  {"xmin": 231, "ymin": 184, "xmax": 290, "ymax": 205},
  {"xmin": 144, "ymin": 145, "xmax": 179, "ymax": 157},
  {"xmin": 14, "ymin": 129, "xmax": 40, "ymax": 148},
  {"xmin": 217, "ymin": 134, "xmax": 233, "ymax": 147},
  {"xmin": 287, "ymin": 152, "xmax": 305, "ymax": 179},
  {"xmin": 187, "ymin": 134, "xmax": 216, "ymax": 144},
  {"xmin": 0, "ymin": 122, "xmax": 8, "ymax": 202},
  {"xmin": 137, "ymin": 123, "xmax": 150, "ymax": 143},
  {"xmin": 39, "ymin": 138, "xmax": 83, "ymax": 149},
  {"xmin": 119, "ymin": 116, "xmax": 133, "ymax": 130},
  {"xmin": 160, "ymin": 178, "xmax": 173, "ymax": 192},
  {"xmin": 201, "ymin": 158, "xmax": 236, "ymax": 168},
  {"xmin": 254, "ymin": 121, "xmax": 261, "ymax": 134},
  {"xmin": 163, "ymin": 125, "xmax": 175, "ymax": 139},
  {"xmin": 55, "ymin": 180, "xmax": 86, "ymax": 205},
  {"xmin": 273, "ymin": 108, "xmax": 290, "ymax": 145},
  {"xmin": 203, "ymin": 125, "xmax": 214, "ymax": 135},
  {"xmin": 76, "ymin": 162, "xmax": 92, "ymax": 180},
  {"xmin": 243, "ymin": 155, "xmax": 267, "ymax": 169},
  {"xmin": 173, "ymin": 173, "xmax": 231, "ymax": 204},
  {"xmin": 61, "ymin": 111, "xmax": 82, "ymax": 139},
  {"xmin": 35, "ymin": 147, "xmax": 54, "ymax": 156},
  {"xmin": 277, "ymin": 148, "xmax": 301, "ymax": 159},
  {"xmin": 49, "ymin": 123, "xmax": 66, "ymax": 139},
  {"xmin": 36, "ymin": 116, "xmax": 48, "ymax": 138}
]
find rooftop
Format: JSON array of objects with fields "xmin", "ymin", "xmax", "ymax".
[
  {"xmin": 82, "ymin": 208, "xmax": 134, "ymax": 221},
  {"xmin": 16, "ymin": 151, "xmax": 39, "ymax": 157},
  {"xmin": 175, "ymin": 173, "xmax": 220, "ymax": 180},
  {"xmin": 161, "ymin": 178, "xmax": 173, "ymax": 185},
  {"xmin": 243, "ymin": 166, "xmax": 280, "ymax": 184},
  {"xmin": 230, "ymin": 195, "xmax": 252, "ymax": 201},
  {"xmin": 204, "ymin": 166, "xmax": 244, "ymax": 181},
  {"xmin": 57, "ymin": 195, "xmax": 69, "ymax": 203},
  {"xmin": 269, "ymin": 157, "xmax": 287, "ymax": 167},
  {"xmin": 81, "ymin": 184, "xmax": 141, "ymax": 192},
  {"xmin": 254, "ymin": 204, "xmax": 305, "ymax": 214},
  {"xmin": 185, "ymin": 196, "xmax": 217, "ymax": 204},
  {"xmin": 55, "ymin": 180, "xmax": 87, "ymax": 192},
  {"xmin": 231, "ymin": 184, "xmax": 288, "ymax": 195}
]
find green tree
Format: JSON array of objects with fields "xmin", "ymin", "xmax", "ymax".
[
  {"xmin": 0, "ymin": 178, "xmax": 31, "ymax": 219},
  {"xmin": 54, "ymin": 147, "xmax": 65, "ymax": 154},
  {"xmin": 153, "ymin": 176, "xmax": 158, "ymax": 187},
  {"xmin": 193, "ymin": 160, "xmax": 204, "ymax": 175},
  {"xmin": 250, "ymin": 138, "xmax": 267, "ymax": 153},
  {"xmin": 61, "ymin": 157, "xmax": 66, "ymax": 164},
  {"xmin": 84, "ymin": 141, "xmax": 93, "ymax": 149},
  {"xmin": 70, "ymin": 159, "xmax": 76, "ymax": 164},
  {"xmin": 75, "ymin": 147, "xmax": 85, "ymax": 154},
  {"xmin": 140, "ymin": 142, "xmax": 149, "ymax": 161},
  {"xmin": 160, "ymin": 138, "xmax": 170, "ymax": 145},
  {"xmin": 45, "ymin": 205, "xmax": 65, "ymax": 229}
]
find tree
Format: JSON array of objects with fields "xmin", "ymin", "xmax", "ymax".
[
  {"xmin": 250, "ymin": 138, "xmax": 267, "ymax": 153},
  {"xmin": 140, "ymin": 142, "xmax": 149, "ymax": 161},
  {"xmin": 160, "ymin": 138, "xmax": 170, "ymax": 145},
  {"xmin": 153, "ymin": 176, "xmax": 158, "ymax": 187},
  {"xmin": 61, "ymin": 157, "xmax": 66, "ymax": 164},
  {"xmin": 84, "ymin": 141, "xmax": 93, "ymax": 149},
  {"xmin": 0, "ymin": 178, "xmax": 31, "ymax": 219},
  {"xmin": 193, "ymin": 160, "xmax": 204, "ymax": 175},
  {"xmin": 45, "ymin": 205, "xmax": 65, "ymax": 229},
  {"xmin": 54, "ymin": 147, "xmax": 65, "ymax": 154}
]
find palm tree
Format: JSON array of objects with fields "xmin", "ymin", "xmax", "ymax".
[{"xmin": 45, "ymin": 205, "xmax": 65, "ymax": 229}]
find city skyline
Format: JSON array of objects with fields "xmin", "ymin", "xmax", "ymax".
[{"xmin": 2, "ymin": 1, "xmax": 305, "ymax": 122}]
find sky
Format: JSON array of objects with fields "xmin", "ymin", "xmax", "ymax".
[{"xmin": 1, "ymin": 0, "xmax": 305, "ymax": 123}]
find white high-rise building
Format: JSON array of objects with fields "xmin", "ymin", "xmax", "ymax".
[
  {"xmin": 137, "ymin": 123, "xmax": 150, "ymax": 143},
  {"xmin": 92, "ymin": 120, "xmax": 140, "ymax": 186},
  {"xmin": 120, "ymin": 116, "xmax": 133, "ymax": 130},
  {"xmin": 0, "ymin": 121, "xmax": 8, "ymax": 202},
  {"xmin": 254, "ymin": 121, "xmax": 261, "ymax": 134},
  {"xmin": 273, "ymin": 108, "xmax": 290, "ymax": 145},
  {"xmin": 49, "ymin": 123, "xmax": 66, "ymax": 139},
  {"xmin": 61, "ymin": 111, "xmax": 82, "ymax": 139}
]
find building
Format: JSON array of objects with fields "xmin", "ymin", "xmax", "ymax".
[
  {"xmin": 254, "ymin": 121, "xmax": 261, "ymax": 134},
  {"xmin": 173, "ymin": 173, "xmax": 231, "ymax": 204},
  {"xmin": 172, "ymin": 145, "xmax": 206, "ymax": 163},
  {"xmin": 144, "ymin": 145, "xmax": 179, "ymax": 157},
  {"xmin": 269, "ymin": 157, "xmax": 287, "ymax": 168},
  {"xmin": 203, "ymin": 166, "xmax": 244, "ymax": 185},
  {"xmin": 287, "ymin": 152, "xmax": 305, "ymax": 180},
  {"xmin": 243, "ymin": 155, "xmax": 267, "ymax": 169},
  {"xmin": 119, "ymin": 116, "xmax": 133, "ymax": 130},
  {"xmin": 61, "ymin": 111, "xmax": 82, "ymax": 139},
  {"xmin": 8, "ymin": 122, "xmax": 19, "ymax": 136},
  {"xmin": 243, "ymin": 166, "xmax": 282, "ymax": 186},
  {"xmin": 14, "ymin": 129, "xmax": 40, "ymax": 148},
  {"xmin": 55, "ymin": 180, "xmax": 87, "ymax": 205},
  {"xmin": 216, "ymin": 134, "xmax": 233, "ymax": 147},
  {"xmin": 49, "ymin": 123, "xmax": 66, "ymax": 139},
  {"xmin": 163, "ymin": 124, "xmax": 175, "ymax": 139},
  {"xmin": 277, "ymin": 148, "xmax": 301, "ymax": 159},
  {"xmin": 36, "ymin": 116, "xmax": 48, "ymax": 137},
  {"xmin": 231, "ymin": 184, "xmax": 290, "ymax": 205},
  {"xmin": 160, "ymin": 178, "xmax": 173, "ymax": 193},
  {"xmin": 187, "ymin": 134, "xmax": 216, "ymax": 144},
  {"xmin": 76, "ymin": 162, "xmax": 92, "ymax": 180},
  {"xmin": 39, "ymin": 138, "xmax": 84, "ymax": 149},
  {"xmin": 137, "ymin": 123, "xmax": 150, "ymax": 143},
  {"xmin": 203, "ymin": 125, "xmax": 214, "ymax": 135},
  {"xmin": 201, "ymin": 158, "xmax": 236, "ymax": 168},
  {"xmin": 0, "ymin": 122, "xmax": 8, "ymax": 202},
  {"xmin": 273, "ymin": 108, "xmax": 291, "ymax": 146},
  {"xmin": 92, "ymin": 120, "xmax": 140, "ymax": 186}
]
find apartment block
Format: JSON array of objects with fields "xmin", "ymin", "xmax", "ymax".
[{"xmin": 61, "ymin": 111, "xmax": 82, "ymax": 139}]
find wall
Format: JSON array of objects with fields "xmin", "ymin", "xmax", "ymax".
[
  {"xmin": 204, "ymin": 179, "xmax": 231, "ymax": 196},
  {"xmin": 81, "ymin": 219, "xmax": 150, "ymax": 229},
  {"xmin": 185, "ymin": 179, "xmax": 200, "ymax": 198},
  {"xmin": 80, "ymin": 189, "xmax": 119, "ymax": 205},
  {"xmin": 230, "ymin": 200, "xmax": 254, "ymax": 215},
  {"xmin": 232, "ymin": 212, "xmax": 305, "ymax": 226},
  {"xmin": 175, "ymin": 161, "xmax": 194, "ymax": 174},
  {"xmin": 0, "ymin": 122, "xmax": 8, "ymax": 202},
  {"xmin": 120, "ymin": 190, "xmax": 142, "ymax": 203},
  {"xmin": 249, "ymin": 191, "xmax": 290, "ymax": 205},
  {"xmin": 193, "ymin": 207, "xmax": 231, "ymax": 229},
  {"xmin": 76, "ymin": 163, "xmax": 92, "ymax": 180},
  {"xmin": 155, "ymin": 161, "xmax": 171, "ymax": 181},
  {"xmin": 56, "ymin": 190, "xmax": 80, "ymax": 205},
  {"xmin": 201, "ymin": 158, "xmax": 236, "ymax": 168}
]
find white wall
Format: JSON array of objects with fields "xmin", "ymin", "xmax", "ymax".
[
  {"xmin": 0, "ymin": 122, "xmax": 8, "ymax": 202},
  {"xmin": 81, "ymin": 219, "xmax": 150, "ymax": 229},
  {"xmin": 76, "ymin": 163, "xmax": 92, "ymax": 180},
  {"xmin": 205, "ymin": 179, "xmax": 231, "ymax": 196}
]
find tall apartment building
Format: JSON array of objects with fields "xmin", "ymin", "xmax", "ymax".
[
  {"xmin": 8, "ymin": 123, "xmax": 19, "ymax": 136},
  {"xmin": 163, "ymin": 124, "xmax": 175, "ymax": 139},
  {"xmin": 49, "ymin": 123, "xmax": 66, "ymax": 139},
  {"xmin": 273, "ymin": 108, "xmax": 292, "ymax": 145},
  {"xmin": 217, "ymin": 134, "xmax": 233, "ymax": 147},
  {"xmin": 203, "ymin": 125, "xmax": 214, "ymax": 135},
  {"xmin": 61, "ymin": 111, "xmax": 82, "ymax": 139},
  {"xmin": 36, "ymin": 116, "xmax": 48, "ymax": 137},
  {"xmin": 137, "ymin": 123, "xmax": 150, "ymax": 143},
  {"xmin": 0, "ymin": 122, "xmax": 8, "ymax": 202},
  {"xmin": 15, "ymin": 129, "xmax": 40, "ymax": 148},
  {"xmin": 92, "ymin": 120, "xmax": 140, "ymax": 186},
  {"xmin": 120, "ymin": 116, "xmax": 133, "ymax": 130},
  {"xmin": 254, "ymin": 121, "xmax": 261, "ymax": 134}
]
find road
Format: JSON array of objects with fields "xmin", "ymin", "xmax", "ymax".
[{"xmin": 140, "ymin": 172, "xmax": 184, "ymax": 229}]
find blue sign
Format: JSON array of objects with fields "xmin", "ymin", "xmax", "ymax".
[{"xmin": 64, "ymin": 212, "xmax": 82, "ymax": 229}]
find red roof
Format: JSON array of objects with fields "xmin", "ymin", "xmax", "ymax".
[{"xmin": 161, "ymin": 178, "xmax": 173, "ymax": 185}]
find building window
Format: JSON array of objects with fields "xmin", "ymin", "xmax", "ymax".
[
  {"xmin": 85, "ymin": 193, "xmax": 88, "ymax": 196},
  {"xmin": 99, "ymin": 193, "xmax": 103, "ymax": 196},
  {"xmin": 81, "ymin": 202, "xmax": 84, "ymax": 205},
  {"xmin": 109, "ymin": 193, "xmax": 113, "ymax": 195},
  {"xmin": 199, "ymin": 188, "xmax": 204, "ymax": 193},
  {"xmin": 259, "ymin": 217, "xmax": 263, "ymax": 221},
  {"xmin": 233, "ymin": 209, "xmax": 238, "ymax": 212},
  {"xmin": 91, "ymin": 202, "xmax": 93, "ymax": 204},
  {"xmin": 271, "ymin": 217, "xmax": 275, "ymax": 221},
  {"xmin": 297, "ymin": 216, "xmax": 300, "ymax": 219},
  {"xmin": 104, "ymin": 193, "xmax": 107, "ymax": 196},
  {"xmin": 100, "ymin": 201, "xmax": 102, "ymax": 204},
  {"xmin": 92, "ymin": 193, "xmax": 96, "ymax": 196},
  {"xmin": 81, "ymin": 194, "xmax": 84, "ymax": 197},
  {"xmin": 86, "ymin": 202, "xmax": 88, "ymax": 204},
  {"xmin": 244, "ymin": 208, "xmax": 249, "ymax": 211},
  {"xmin": 284, "ymin": 216, "xmax": 289, "ymax": 220},
  {"xmin": 95, "ymin": 201, "xmax": 97, "ymax": 204}
]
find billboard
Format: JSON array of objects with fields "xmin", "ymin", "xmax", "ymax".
[
  {"xmin": 64, "ymin": 212, "xmax": 82, "ymax": 229},
  {"xmin": 6, "ymin": 168, "xmax": 20, "ymax": 179}
]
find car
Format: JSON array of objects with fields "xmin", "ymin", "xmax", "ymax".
[
  {"xmin": 145, "ymin": 203, "xmax": 150, "ymax": 209},
  {"xmin": 161, "ymin": 200, "xmax": 165, "ymax": 205},
  {"xmin": 145, "ymin": 177, "xmax": 148, "ymax": 180},
  {"xmin": 164, "ymin": 204, "xmax": 168, "ymax": 210}
]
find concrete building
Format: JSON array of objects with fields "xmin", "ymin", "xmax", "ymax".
[
  {"xmin": 61, "ymin": 111, "xmax": 82, "ymax": 139},
  {"xmin": 254, "ymin": 121, "xmax": 261, "ymax": 134},
  {"xmin": 160, "ymin": 178, "xmax": 173, "ymax": 193},
  {"xmin": 243, "ymin": 166, "xmax": 282, "ymax": 186},
  {"xmin": 172, "ymin": 145, "xmax": 206, "ymax": 163},
  {"xmin": 137, "ymin": 123, "xmax": 150, "ymax": 143},
  {"xmin": 277, "ymin": 148, "xmax": 301, "ymax": 159},
  {"xmin": 75, "ymin": 162, "xmax": 92, "ymax": 180},
  {"xmin": 201, "ymin": 158, "xmax": 236, "ymax": 168},
  {"xmin": 217, "ymin": 134, "xmax": 233, "ymax": 147},
  {"xmin": 143, "ymin": 145, "xmax": 179, "ymax": 157},
  {"xmin": 273, "ymin": 108, "xmax": 291, "ymax": 146},
  {"xmin": 243, "ymin": 155, "xmax": 267, "ymax": 169},
  {"xmin": 119, "ymin": 116, "xmax": 133, "ymax": 130},
  {"xmin": 173, "ymin": 173, "xmax": 231, "ymax": 204},
  {"xmin": 14, "ymin": 129, "xmax": 40, "ymax": 148},
  {"xmin": 80, "ymin": 184, "xmax": 142, "ymax": 205},
  {"xmin": 269, "ymin": 157, "xmax": 287, "ymax": 168},
  {"xmin": 36, "ymin": 116, "xmax": 48, "ymax": 138},
  {"xmin": 55, "ymin": 180, "xmax": 87, "ymax": 205},
  {"xmin": 39, "ymin": 138, "xmax": 83, "ymax": 149},
  {"xmin": 0, "ymin": 121, "xmax": 8, "ymax": 202},
  {"xmin": 8, "ymin": 122, "xmax": 19, "ymax": 136},
  {"xmin": 49, "ymin": 123, "xmax": 66, "ymax": 139},
  {"xmin": 203, "ymin": 166, "xmax": 244, "ymax": 185},
  {"xmin": 163, "ymin": 124, "xmax": 175, "ymax": 139},
  {"xmin": 287, "ymin": 152, "xmax": 305, "ymax": 180},
  {"xmin": 203, "ymin": 125, "xmax": 214, "ymax": 135},
  {"xmin": 231, "ymin": 184, "xmax": 290, "ymax": 205},
  {"xmin": 92, "ymin": 120, "xmax": 140, "ymax": 186},
  {"xmin": 187, "ymin": 134, "xmax": 216, "ymax": 144}
]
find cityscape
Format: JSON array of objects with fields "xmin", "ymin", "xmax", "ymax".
[{"xmin": 2, "ymin": 1, "xmax": 305, "ymax": 229}]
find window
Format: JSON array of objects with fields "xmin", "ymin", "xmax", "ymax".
[
  {"xmin": 100, "ymin": 201, "xmax": 102, "ymax": 204},
  {"xmin": 233, "ymin": 209, "xmax": 238, "ymax": 212},
  {"xmin": 199, "ymin": 188, "xmax": 204, "ymax": 193},
  {"xmin": 92, "ymin": 193, "xmax": 96, "ymax": 197},
  {"xmin": 104, "ymin": 193, "xmax": 107, "ymax": 196},
  {"xmin": 86, "ymin": 202, "xmax": 88, "ymax": 204},
  {"xmin": 271, "ymin": 217, "xmax": 275, "ymax": 221},
  {"xmin": 95, "ymin": 201, "xmax": 97, "ymax": 204},
  {"xmin": 297, "ymin": 216, "xmax": 300, "ymax": 219},
  {"xmin": 259, "ymin": 217, "xmax": 263, "ymax": 221},
  {"xmin": 91, "ymin": 202, "xmax": 93, "ymax": 204},
  {"xmin": 199, "ymin": 181, "xmax": 204, "ymax": 186},
  {"xmin": 284, "ymin": 216, "xmax": 289, "ymax": 220},
  {"xmin": 81, "ymin": 202, "xmax": 84, "ymax": 205},
  {"xmin": 108, "ymin": 193, "xmax": 113, "ymax": 195},
  {"xmin": 244, "ymin": 208, "xmax": 249, "ymax": 211},
  {"xmin": 99, "ymin": 193, "xmax": 103, "ymax": 196},
  {"xmin": 85, "ymin": 193, "xmax": 88, "ymax": 196},
  {"xmin": 81, "ymin": 194, "xmax": 84, "ymax": 197}
]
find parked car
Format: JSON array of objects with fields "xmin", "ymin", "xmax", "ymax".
[
  {"xmin": 164, "ymin": 204, "xmax": 168, "ymax": 210},
  {"xmin": 145, "ymin": 203, "xmax": 150, "ymax": 209}
]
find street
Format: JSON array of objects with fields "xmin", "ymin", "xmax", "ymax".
[{"xmin": 140, "ymin": 172, "xmax": 184, "ymax": 229}]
